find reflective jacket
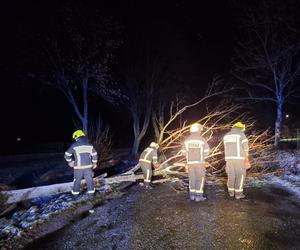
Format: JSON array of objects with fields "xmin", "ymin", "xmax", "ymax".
[
  {"xmin": 223, "ymin": 127, "xmax": 249, "ymax": 160},
  {"xmin": 182, "ymin": 133, "xmax": 210, "ymax": 164},
  {"xmin": 139, "ymin": 147, "xmax": 158, "ymax": 165},
  {"xmin": 64, "ymin": 137, "xmax": 98, "ymax": 169}
]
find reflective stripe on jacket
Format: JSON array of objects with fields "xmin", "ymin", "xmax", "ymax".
[
  {"xmin": 223, "ymin": 127, "xmax": 249, "ymax": 160},
  {"xmin": 182, "ymin": 133, "xmax": 210, "ymax": 164},
  {"xmin": 64, "ymin": 137, "xmax": 98, "ymax": 169},
  {"xmin": 139, "ymin": 147, "xmax": 158, "ymax": 164}
]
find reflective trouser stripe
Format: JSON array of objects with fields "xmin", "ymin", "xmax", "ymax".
[
  {"xmin": 195, "ymin": 177, "xmax": 204, "ymax": 193},
  {"xmin": 187, "ymin": 161, "xmax": 203, "ymax": 164},
  {"xmin": 235, "ymin": 174, "xmax": 244, "ymax": 192},
  {"xmin": 200, "ymin": 177, "xmax": 204, "ymax": 192},
  {"xmin": 74, "ymin": 165, "xmax": 92, "ymax": 169},
  {"xmin": 145, "ymin": 169, "xmax": 151, "ymax": 182},
  {"xmin": 225, "ymin": 156, "xmax": 244, "ymax": 160},
  {"xmin": 87, "ymin": 189, "xmax": 95, "ymax": 194},
  {"xmin": 240, "ymin": 174, "xmax": 244, "ymax": 190},
  {"xmin": 71, "ymin": 190, "xmax": 79, "ymax": 195},
  {"xmin": 139, "ymin": 159, "xmax": 151, "ymax": 164}
]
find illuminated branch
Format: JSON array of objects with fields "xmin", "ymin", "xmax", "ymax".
[{"xmin": 154, "ymin": 99, "xmax": 275, "ymax": 177}]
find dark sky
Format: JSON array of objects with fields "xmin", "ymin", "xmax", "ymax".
[{"xmin": 0, "ymin": 0, "xmax": 298, "ymax": 153}]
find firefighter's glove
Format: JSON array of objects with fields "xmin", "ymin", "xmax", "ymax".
[
  {"xmin": 92, "ymin": 164, "xmax": 97, "ymax": 170},
  {"xmin": 68, "ymin": 161, "xmax": 75, "ymax": 168},
  {"xmin": 153, "ymin": 163, "xmax": 160, "ymax": 169},
  {"xmin": 244, "ymin": 158, "xmax": 251, "ymax": 170}
]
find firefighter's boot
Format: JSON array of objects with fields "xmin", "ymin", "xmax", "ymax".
[
  {"xmin": 195, "ymin": 194, "xmax": 206, "ymax": 202},
  {"xmin": 189, "ymin": 192, "xmax": 195, "ymax": 201},
  {"xmin": 235, "ymin": 192, "xmax": 245, "ymax": 199},
  {"xmin": 228, "ymin": 190, "xmax": 235, "ymax": 197},
  {"xmin": 145, "ymin": 182, "xmax": 153, "ymax": 190}
]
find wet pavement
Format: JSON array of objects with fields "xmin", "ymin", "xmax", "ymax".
[{"xmin": 26, "ymin": 182, "xmax": 300, "ymax": 250}]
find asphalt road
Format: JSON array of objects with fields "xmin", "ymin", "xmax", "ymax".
[{"xmin": 26, "ymin": 181, "xmax": 300, "ymax": 250}]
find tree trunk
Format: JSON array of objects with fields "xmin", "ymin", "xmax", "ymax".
[
  {"xmin": 152, "ymin": 112, "xmax": 160, "ymax": 143},
  {"xmin": 274, "ymin": 102, "xmax": 283, "ymax": 147},
  {"xmin": 131, "ymin": 111, "xmax": 141, "ymax": 157},
  {"xmin": 3, "ymin": 173, "xmax": 144, "ymax": 204},
  {"xmin": 130, "ymin": 94, "xmax": 153, "ymax": 157},
  {"xmin": 82, "ymin": 78, "xmax": 89, "ymax": 136},
  {"xmin": 131, "ymin": 136, "xmax": 141, "ymax": 157}
]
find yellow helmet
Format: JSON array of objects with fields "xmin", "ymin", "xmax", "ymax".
[
  {"xmin": 150, "ymin": 142, "xmax": 159, "ymax": 149},
  {"xmin": 190, "ymin": 123, "xmax": 203, "ymax": 133},
  {"xmin": 233, "ymin": 122, "xmax": 245, "ymax": 131},
  {"xmin": 72, "ymin": 130, "xmax": 85, "ymax": 140}
]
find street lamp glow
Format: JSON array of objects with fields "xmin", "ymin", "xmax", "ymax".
[{"xmin": 285, "ymin": 114, "xmax": 289, "ymax": 118}]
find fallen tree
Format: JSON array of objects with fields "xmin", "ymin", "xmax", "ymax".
[
  {"xmin": 153, "ymin": 97, "xmax": 277, "ymax": 176},
  {"xmin": 2, "ymin": 173, "xmax": 144, "ymax": 204}
]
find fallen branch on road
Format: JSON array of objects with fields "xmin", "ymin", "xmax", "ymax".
[{"xmin": 2, "ymin": 173, "xmax": 144, "ymax": 204}]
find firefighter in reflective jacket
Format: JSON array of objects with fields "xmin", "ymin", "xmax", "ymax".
[
  {"xmin": 64, "ymin": 130, "xmax": 98, "ymax": 195},
  {"xmin": 182, "ymin": 123, "xmax": 210, "ymax": 202},
  {"xmin": 223, "ymin": 122, "xmax": 249, "ymax": 199},
  {"xmin": 138, "ymin": 142, "xmax": 159, "ymax": 189}
]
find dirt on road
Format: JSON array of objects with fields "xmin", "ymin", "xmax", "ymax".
[{"xmin": 26, "ymin": 182, "xmax": 300, "ymax": 250}]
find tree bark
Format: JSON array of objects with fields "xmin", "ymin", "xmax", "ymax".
[
  {"xmin": 130, "ymin": 92, "xmax": 153, "ymax": 157},
  {"xmin": 131, "ymin": 136, "xmax": 141, "ymax": 157},
  {"xmin": 152, "ymin": 112, "xmax": 160, "ymax": 143},
  {"xmin": 274, "ymin": 102, "xmax": 283, "ymax": 147},
  {"xmin": 82, "ymin": 78, "xmax": 89, "ymax": 136}
]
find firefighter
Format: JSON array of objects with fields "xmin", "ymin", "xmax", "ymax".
[
  {"xmin": 64, "ymin": 130, "xmax": 98, "ymax": 195},
  {"xmin": 138, "ymin": 142, "xmax": 159, "ymax": 189},
  {"xmin": 223, "ymin": 122, "xmax": 249, "ymax": 199},
  {"xmin": 182, "ymin": 123, "xmax": 210, "ymax": 202}
]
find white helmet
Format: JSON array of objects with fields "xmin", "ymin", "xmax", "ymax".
[
  {"xmin": 190, "ymin": 123, "xmax": 203, "ymax": 133},
  {"xmin": 150, "ymin": 142, "xmax": 159, "ymax": 149}
]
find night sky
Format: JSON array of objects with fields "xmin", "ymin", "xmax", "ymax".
[{"xmin": 0, "ymin": 0, "xmax": 299, "ymax": 153}]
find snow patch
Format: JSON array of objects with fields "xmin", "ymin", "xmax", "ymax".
[
  {"xmin": 277, "ymin": 150, "xmax": 300, "ymax": 174},
  {"xmin": 268, "ymin": 175, "xmax": 300, "ymax": 198}
]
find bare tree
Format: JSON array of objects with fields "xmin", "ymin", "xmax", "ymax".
[
  {"xmin": 88, "ymin": 116, "xmax": 113, "ymax": 168},
  {"xmin": 152, "ymin": 88, "xmax": 189, "ymax": 143},
  {"xmin": 121, "ymin": 19, "xmax": 169, "ymax": 156},
  {"xmin": 123, "ymin": 54, "xmax": 163, "ymax": 156},
  {"xmin": 30, "ymin": 5, "xmax": 122, "ymax": 135},
  {"xmin": 154, "ymin": 76, "xmax": 232, "ymax": 146},
  {"xmin": 125, "ymin": 77, "xmax": 153, "ymax": 157},
  {"xmin": 232, "ymin": 0, "xmax": 300, "ymax": 146}
]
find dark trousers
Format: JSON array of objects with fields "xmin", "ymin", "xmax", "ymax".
[
  {"xmin": 188, "ymin": 163, "xmax": 206, "ymax": 196},
  {"xmin": 73, "ymin": 168, "xmax": 94, "ymax": 194},
  {"xmin": 225, "ymin": 160, "xmax": 246, "ymax": 194}
]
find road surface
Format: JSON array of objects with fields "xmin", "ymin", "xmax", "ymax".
[{"xmin": 26, "ymin": 181, "xmax": 300, "ymax": 250}]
